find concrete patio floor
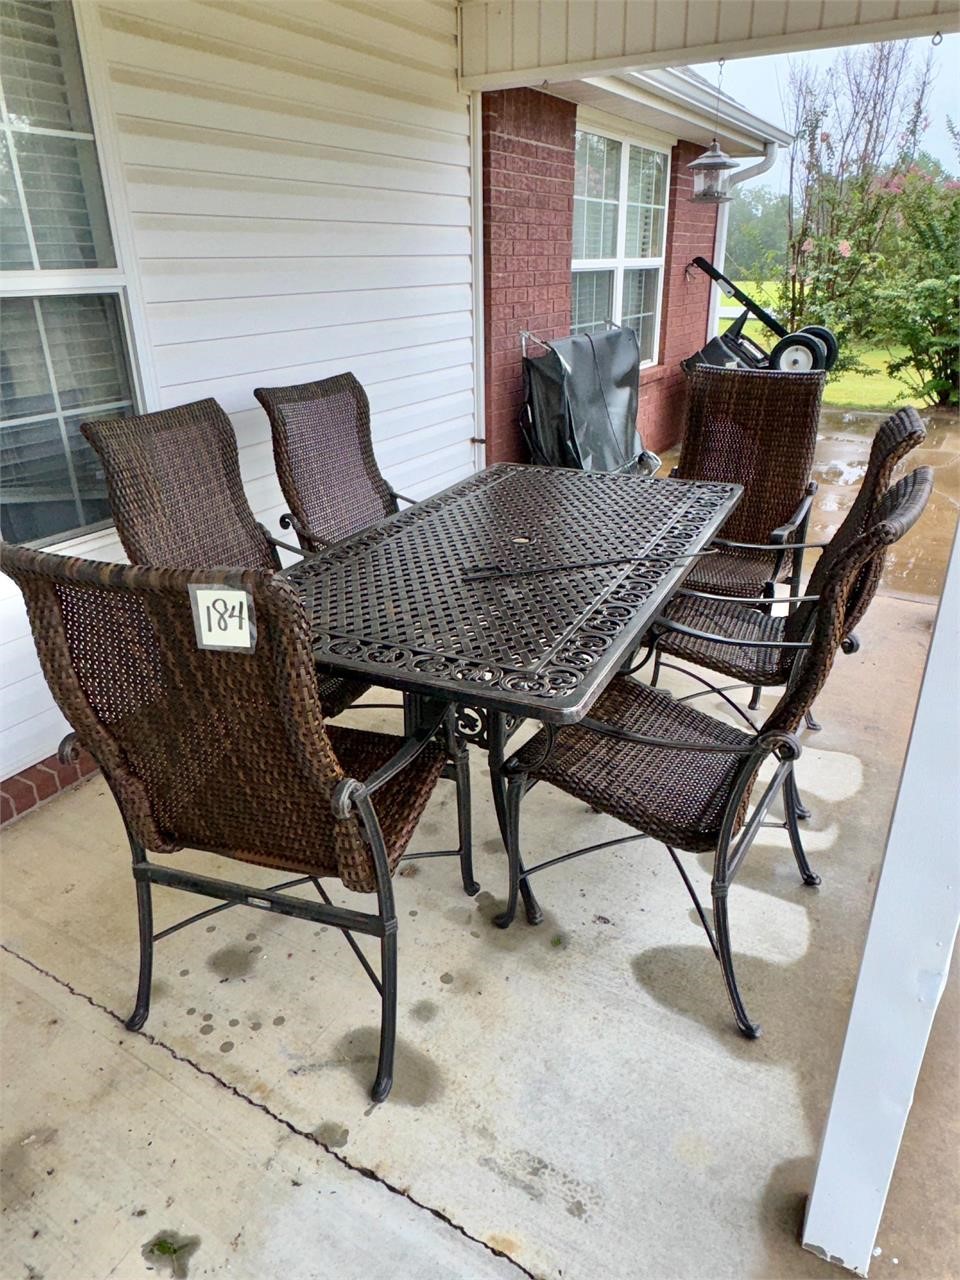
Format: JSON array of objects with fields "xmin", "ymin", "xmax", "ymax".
[{"xmin": 1, "ymin": 410, "xmax": 957, "ymax": 1280}]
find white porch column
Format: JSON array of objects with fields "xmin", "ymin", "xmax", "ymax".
[{"xmin": 801, "ymin": 528, "xmax": 960, "ymax": 1275}]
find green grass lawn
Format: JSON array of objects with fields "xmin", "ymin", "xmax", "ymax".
[{"xmin": 720, "ymin": 304, "xmax": 908, "ymax": 411}]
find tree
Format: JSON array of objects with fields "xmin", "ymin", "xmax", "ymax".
[
  {"xmin": 871, "ymin": 166, "xmax": 960, "ymax": 405},
  {"xmin": 725, "ymin": 185, "xmax": 790, "ymax": 282},
  {"xmin": 777, "ymin": 43, "xmax": 934, "ymax": 358}
]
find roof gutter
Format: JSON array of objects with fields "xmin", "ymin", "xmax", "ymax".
[{"xmin": 626, "ymin": 69, "xmax": 793, "ymax": 149}]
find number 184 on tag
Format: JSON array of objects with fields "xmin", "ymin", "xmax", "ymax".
[{"xmin": 189, "ymin": 585, "xmax": 257, "ymax": 652}]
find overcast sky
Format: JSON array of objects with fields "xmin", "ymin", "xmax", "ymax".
[{"xmin": 690, "ymin": 32, "xmax": 960, "ymax": 192}]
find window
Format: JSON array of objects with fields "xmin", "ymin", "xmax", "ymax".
[
  {"xmin": 572, "ymin": 129, "xmax": 669, "ymax": 365},
  {"xmin": 1, "ymin": 0, "xmax": 140, "ymax": 545}
]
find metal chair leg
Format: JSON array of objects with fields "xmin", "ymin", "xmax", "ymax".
[
  {"xmin": 712, "ymin": 882, "xmax": 761, "ymax": 1038},
  {"xmin": 651, "ymin": 648, "xmax": 663, "ymax": 688},
  {"xmin": 126, "ymin": 836, "xmax": 154, "ymax": 1032},
  {"xmin": 453, "ymin": 745, "xmax": 479, "ymax": 897},
  {"xmin": 748, "ymin": 685, "xmax": 763, "ymax": 711},
  {"xmin": 784, "ymin": 768, "xmax": 820, "ymax": 885},
  {"xmin": 371, "ymin": 927, "xmax": 398, "ymax": 1103},
  {"xmin": 804, "ymin": 708, "xmax": 822, "ymax": 732}
]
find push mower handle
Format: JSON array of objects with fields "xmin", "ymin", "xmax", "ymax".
[{"xmin": 690, "ymin": 257, "xmax": 786, "ymax": 339}]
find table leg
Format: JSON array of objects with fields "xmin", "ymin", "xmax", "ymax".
[{"xmin": 487, "ymin": 710, "xmax": 543, "ymax": 926}]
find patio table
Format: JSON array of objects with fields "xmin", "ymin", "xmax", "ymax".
[{"xmin": 285, "ymin": 463, "xmax": 740, "ymax": 857}]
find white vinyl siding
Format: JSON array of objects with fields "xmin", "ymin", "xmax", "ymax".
[{"xmin": 0, "ymin": 0, "xmax": 477, "ymax": 778}]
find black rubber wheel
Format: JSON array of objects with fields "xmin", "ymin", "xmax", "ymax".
[
  {"xmin": 768, "ymin": 333, "xmax": 826, "ymax": 372},
  {"xmin": 800, "ymin": 324, "xmax": 840, "ymax": 370}
]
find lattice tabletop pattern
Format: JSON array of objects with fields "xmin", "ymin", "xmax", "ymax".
[{"xmin": 285, "ymin": 465, "xmax": 740, "ymax": 723}]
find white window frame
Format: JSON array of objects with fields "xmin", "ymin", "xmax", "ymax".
[
  {"xmin": 0, "ymin": 0, "xmax": 156, "ymax": 549},
  {"xmin": 571, "ymin": 126, "xmax": 671, "ymax": 369}
]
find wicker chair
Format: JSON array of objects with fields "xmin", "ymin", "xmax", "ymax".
[
  {"xmin": 494, "ymin": 468, "xmax": 932, "ymax": 1036},
  {"xmin": 0, "ymin": 543, "xmax": 476, "ymax": 1103},
  {"xmin": 674, "ymin": 365, "xmax": 826, "ymax": 600},
  {"xmin": 82, "ymin": 397, "xmax": 366, "ymax": 719},
  {"xmin": 254, "ymin": 374, "xmax": 413, "ymax": 553},
  {"xmin": 649, "ymin": 408, "xmax": 928, "ymax": 713}
]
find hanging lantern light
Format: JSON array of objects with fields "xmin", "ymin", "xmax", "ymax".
[
  {"xmin": 688, "ymin": 59, "xmax": 739, "ymax": 203},
  {"xmin": 687, "ymin": 139, "xmax": 738, "ymax": 203}
]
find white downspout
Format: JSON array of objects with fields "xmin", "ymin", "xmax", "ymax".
[{"xmin": 708, "ymin": 139, "xmax": 779, "ymax": 337}]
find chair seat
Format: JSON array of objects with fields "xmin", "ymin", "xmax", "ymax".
[
  {"xmin": 656, "ymin": 594, "xmax": 793, "ymax": 686},
  {"xmin": 327, "ymin": 726, "xmax": 447, "ymax": 871},
  {"xmin": 684, "ymin": 547, "xmax": 786, "ymax": 598},
  {"xmin": 316, "ymin": 670, "xmax": 371, "ymax": 719},
  {"xmin": 161, "ymin": 727, "xmax": 444, "ymax": 890},
  {"xmin": 512, "ymin": 678, "xmax": 752, "ymax": 853}
]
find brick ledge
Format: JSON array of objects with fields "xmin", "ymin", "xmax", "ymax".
[{"xmin": 1, "ymin": 748, "xmax": 99, "ymax": 827}]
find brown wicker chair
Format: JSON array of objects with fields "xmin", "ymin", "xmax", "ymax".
[
  {"xmin": 81, "ymin": 397, "xmax": 366, "ymax": 718},
  {"xmin": 674, "ymin": 364, "xmax": 826, "ymax": 601},
  {"xmin": 254, "ymin": 374, "xmax": 413, "ymax": 553},
  {"xmin": 494, "ymin": 468, "xmax": 932, "ymax": 1037},
  {"xmin": 649, "ymin": 407, "xmax": 928, "ymax": 714},
  {"xmin": 0, "ymin": 543, "xmax": 476, "ymax": 1103}
]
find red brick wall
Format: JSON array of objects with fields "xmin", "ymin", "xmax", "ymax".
[
  {"xmin": 639, "ymin": 139, "xmax": 719, "ymax": 455},
  {"xmin": 482, "ymin": 96, "xmax": 719, "ymax": 461},
  {"xmin": 483, "ymin": 89, "xmax": 576, "ymax": 464},
  {"xmin": 1, "ymin": 747, "xmax": 98, "ymax": 826}
]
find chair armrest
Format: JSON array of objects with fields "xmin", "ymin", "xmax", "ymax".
[
  {"xmin": 388, "ymin": 487, "xmax": 416, "ymax": 506},
  {"xmin": 257, "ymin": 521, "xmax": 304, "ymax": 559},
  {"xmin": 652, "ymin": 617, "xmax": 812, "ymax": 650},
  {"xmin": 578, "ymin": 716, "xmax": 756, "ymax": 756},
  {"xmin": 675, "ymin": 588, "xmax": 820, "ymax": 606},
  {"xmin": 578, "ymin": 716, "xmax": 800, "ymax": 762},
  {"xmin": 278, "ymin": 512, "xmax": 332, "ymax": 553},
  {"xmin": 712, "ymin": 536, "xmax": 829, "ymax": 552},
  {"xmin": 330, "ymin": 705, "xmax": 448, "ymax": 817},
  {"xmin": 770, "ymin": 482, "xmax": 818, "ymax": 545}
]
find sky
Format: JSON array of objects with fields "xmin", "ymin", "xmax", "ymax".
[{"xmin": 690, "ymin": 32, "xmax": 960, "ymax": 193}]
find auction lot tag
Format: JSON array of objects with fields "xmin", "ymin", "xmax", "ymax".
[{"xmin": 189, "ymin": 584, "xmax": 257, "ymax": 652}]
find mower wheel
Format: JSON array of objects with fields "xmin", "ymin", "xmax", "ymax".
[
  {"xmin": 768, "ymin": 333, "xmax": 826, "ymax": 373},
  {"xmin": 800, "ymin": 325, "xmax": 840, "ymax": 370}
]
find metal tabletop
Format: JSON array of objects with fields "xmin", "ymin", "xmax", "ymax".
[{"xmin": 285, "ymin": 464, "xmax": 740, "ymax": 724}]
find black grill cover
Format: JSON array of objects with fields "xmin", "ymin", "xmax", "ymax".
[{"xmin": 521, "ymin": 327, "xmax": 657, "ymax": 474}]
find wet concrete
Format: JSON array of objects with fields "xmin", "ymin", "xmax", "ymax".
[
  {"xmin": 812, "ymin": 407, "xmax": 958, "ymax": 601},
  {"xmin": 660, "ymin": 404, "xmax": 959, "ymax": 602}
]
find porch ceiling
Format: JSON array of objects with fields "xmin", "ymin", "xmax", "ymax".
[{"xmin": 459, "ymin": 0, "xmax": 958, "ymax": 92}]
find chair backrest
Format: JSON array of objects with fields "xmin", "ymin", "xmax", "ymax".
[
  {"xmin": 765, "ymin": 467, "xmax": 933, "ymax": 736},
  {"xmin": 255, "ymin": 373, "xmax": 396, "ymax": 546},
  {"xmin": 676, "ymin": 365, "xmax": 825, "ymax": 542},
  {"xmin": 82, "ymin": 399, "xmax": 275, "ymax": 570},
  {"xmin": 798, "ymin": 406, "xmax": 926, "ymax": 638},
  {"xmin": 0, "ymin": 543, "xmax": 374, "ymax": 888}
]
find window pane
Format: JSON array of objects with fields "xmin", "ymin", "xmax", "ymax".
[
  {"xmin": 0, "ymin": 0, "xmax": 94, "ymax": 133},
  {"xmin": 0, "ymin": 0, "xmax": 116, "ymax": 270},
  {"xmin": 573, "ymin": 131, "xmax": 620, "ymax": 261},
  {"xmin": 13, "ymin": 131, "xmax": 115, "ymax": 268},
  {"xmin": 571, "ymin": 270, "xmax": 613, "ymax": 335},
  {"xmin": 622, "ymin": 268, "xmax": 660, "ymax": 362},
  {"xmin": 0, "ymin": 292, "xmax": 134, "ymax": 543},
  {"xmin": 40, "ymin": 294, "xmax": 133, "ymax": 407},
  {"xmin": 0, "ymin": 136, "xmax": 34, "ymax": 270},
  {"xmin": 0, "ymin": 414, "xmax": 80, "ymax": 543},
  {"xmin": 625, "ymin": 145, "xmax": 667, "ymax": 258},
  {"xmin": 0, "ymin": 296, "xmax": 55, "ymax": 418}
]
